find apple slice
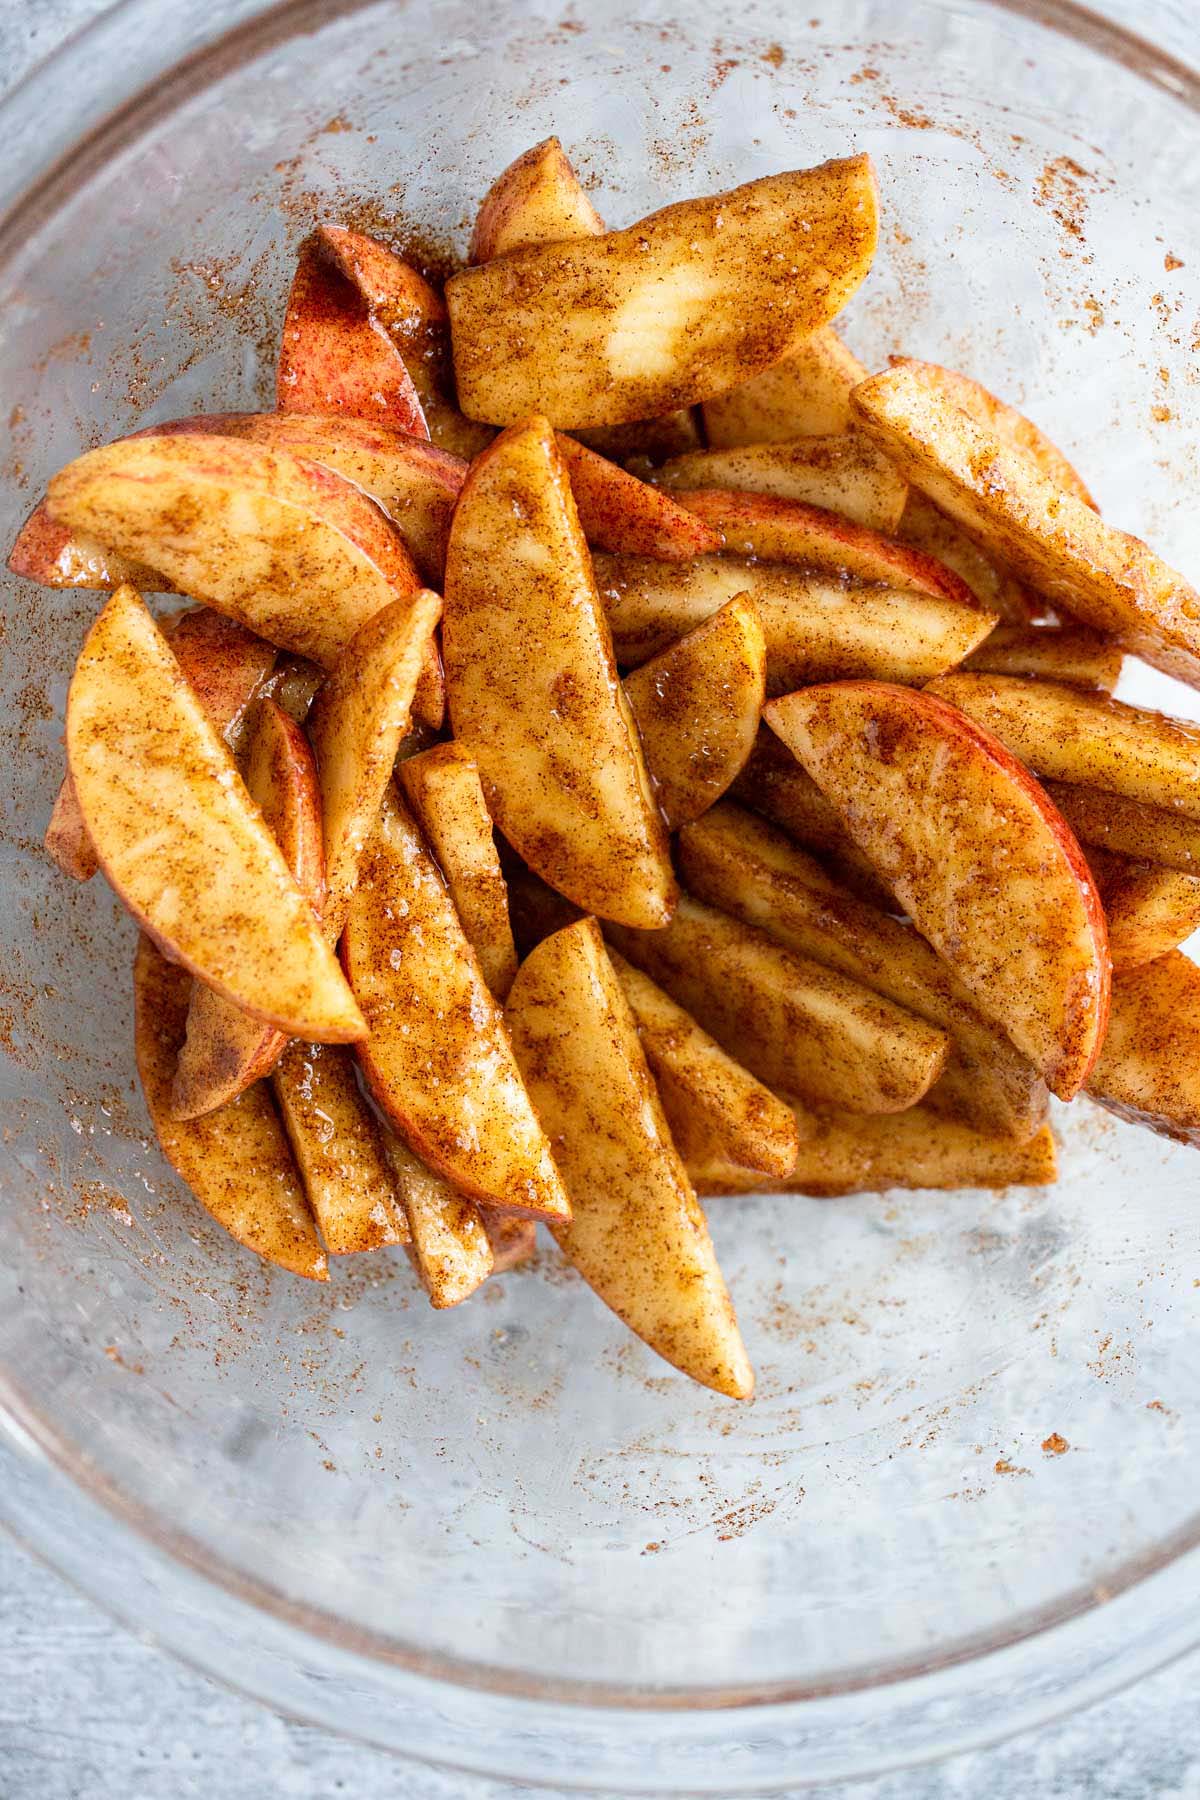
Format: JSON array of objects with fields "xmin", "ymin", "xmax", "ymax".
[
  {"xmin": 273, "ymin": 1041, "xmax": 411, "ymax": 1253},
  {"xmin": 171, "ymin": 699, "xmax": 325, "ymax": 1119},
  {"xmin": 278, "ymin": 236, "xmax": 428, "ymax": 436},
  {"xmin": 623, "ymin": 595, "xmax": 765, "ymax": 829},
  {"xmin": 851, "ymin": 363, "xmax": 1200, "ymax": 688},
  {"xmin": 927, "ymin": 673, "xmax": 1200, "ymax": 818},
  {"xmin": 469, "ymin": 135, "xmax": 605, "ymax": 261},
  {"xmin": 342, "ymin": 788, "xmax": 569, "ymax": 1218},
  {"xmin": 609, "ymin": 950, "xmax": 799, "ymax": 1177},
  {"xmin": 68, "ymin": 586, "xmax": 364, "ymax": 1042},
  {"xmin": 307, "ymin": 590, "xmax": 443, "ymax": 944},
  {"xmin": 9, "ymin": 500, "xmax": 166, "ymax": 590},
  {"xmin": 133, "ymin": 937, "xmax": 327, "ymax": 1280},
  {"xmin": 1045, "ymin": 782, "xmax": 1200, "ymax": 873},
  {"xmin": 687, "ymin": 1100, "xmax": 1058, "ymax": 1197},
  {"xmin": 397, "ymin": 742, "xmax": 518, "ymax": 1001},
  {"xmin": 148, "ymin": 411, "xmax": 466, "ymax": 586},
  {"xmin": 657, "ymin": 436, "xmax": 908, "ymax": 534},
  {"xmin": 1087, "ymin": 952, "xmax": 1200, "ymax": 1147},
  {"xmin": 554, "ymin": 434, "xmax": 722, "ymax": 559},
  {"xmin": 962, "ymin": 625, "xmax": 1122, "ymax": 690},
  {"xmin": 702, "ymin": 325, "xmax": 867, "ymax": 446},
  {"xmin": 45, "ymin": 433, "xmax": 425, "ymax": 671},
  {"xmin": 382, "ymin": 1136, "xmax": 494, "ymax": 1307},
  {"xmin": 505, "ymin": 918, "xmax": 753, "ymax": 1399},
  {"xmin": 1087, "ymin": 851, "xmax": 1200, "ymax": 970},
  {"xmin": 44, "ymin": 780, "xmax": 100, "ymax": 882},
  {"xmin": 447, "ymin": 156, "xmax": 878, "ymax": 428},
  {"xmin": 595, "ymin": 550, "xmax": 995, "ymax": 690},
  {"xmin": 443, "ymin": 415, "xmax": 675, "ymax": 928},
  {"xmin": 261, "ymin": 654, "xmax": 323, "ymax": 725},
  {"xmin": 607, "ymin": 895, "xmax": 948, "ymax": 1114},
  {"xmin": 887, "ymin": 356, "xmax": 1097, "ymax": 508},
  {"xmin": 677, "ymin": 802, "xmax": 1049, "ymax": 1141},
  {"xmin": 481, "ymin": 1211, "xmax": 537, "ymax": 1273},
  {"xmin": 765, "ymin": 680, "xmax": 1110, "ymax": 1098},
  {"xmin": 896, "ymin": 491, "xmax": 1036, "ymax": 625}
]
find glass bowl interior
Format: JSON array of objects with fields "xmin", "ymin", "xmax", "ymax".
[{"xmin": 2, "ymin": 0, "xmax": 1200, "ymax": 1789}]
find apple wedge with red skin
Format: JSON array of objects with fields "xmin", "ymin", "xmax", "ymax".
[
  {"xmin": 9, "ymin": 501, "xmax": 165, "ymax": 591},
  {"xmin": 447, "ymin": 157, "xmax": 878, "ymax": 429},
  {"xmin": 656, "ymin": 435, "xmax": 908, "ymax": 534},
  {"xmin": 851, "ymin": 363, "xmax": 1200, "ymax": 688},
  {"xmin": 134, "ymin": 938, "xmax": 327, "ymax": 1280},
  {"xmin": 505, "ymin": 918, "xmax": 753, "ymax": 1399},
  {"xmin": 554, "ymin": 434, "xmax": 721, "ymax": 560},
  {"xmin": 44, "ymin": 432, "xmax": 425, "ymax": 670},
  {"xmin": 171, "ymin": 698, "xmax": 326, "ymax": 1120},
  {"xmin": 342, "ymin": 787, "xmax": 570, "ymax": 1220},
  {"xmin": 1085, "ymin": 851, "xmax": 1200, "ymax": 971},
  {"xmin": 443, "ymin": 415, "xmax": 675, "ymax": 929},
  {"xmin": 1044, "ymin": 783, "xmax": 1200, "ymax": 874},
  {"xmin": 469, "ymin": 135, "xmax": 605, "ymax": 262},
  {"xmin": 69, "ymin": 586, "xmax": 364, "ymax": 1043},
  {"xmin": 1087, "ymin": 952, "xmax": 1200, "ymax": 1148},
  {"xmin": 765, "ymin": 680, "xmax": 1110, "ymax": 1099}
]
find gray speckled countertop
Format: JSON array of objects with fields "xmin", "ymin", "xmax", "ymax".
[{"xmin": 1, "ymin": 2, "xmax": 1198, "ymax": 1796}]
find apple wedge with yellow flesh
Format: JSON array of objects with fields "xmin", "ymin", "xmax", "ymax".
[
  {"xmin": 469, "ymin": 135, "xmax": 605, "ymax": 261},
  {"xmin": 687, "ymin": 1101, "xmax": 1058, "ymax": 1197},
  {"xmin": 342, "ymin": 788, "xmax": 569, "ymax": 1218},
  {"xmin": 382, "ymin": 1136, "xmax": 494, "ymax": 1307},
  {"xmin": 927, "ymin": 673, "xmax": 1200, "ymax": 818},
  {"xmin": 397, "ymin": 742, "xmax": 518, "ymax": 1002},
  {"xmin": 1086, "ymin": 851, "xmax": 1200, "ymax": 970},
  {"xmin": 307, "ymin": 590, "xmax": 443, "ymax": 945},
  {"xmin": 702, "ymin": 325, "xmax": 867, "ymax": 446},
  {"xmin": 133, "ymin": 938, "xmax": 327, "ymax": 1280},
  {"xmin": 609, "ymin": 950, "xmax": 799, "ymax": 1178},
  {"xmin": 171, "ymin": 699, "xmax": 325, "ymax": 1119},
  {"xmin": 962, "ymin": 625, "xmax": 1122, "ymax": 690},
  {"xmin": 506, "ymin": 918, "xmax": 753, "ymax": 1399},
  {"xmin": 313, "ymin": 225, "xmax": 495, "ymax": 462},
  {"xmin": 657, "ymin": 436, "xmax": 908, "ymax": 534},
  {"xmin": 897, "ymin": 491, "xmax": 1036, "ymax": 625},
  {"xmin": 45, "ymin": 433, "xmax": 425, "ymax": 671},
  {"xmin": 765, "ymin": 681, "xmax": 1110, "ymax": 1099},
  {"xmin": 68, "ymin": 586, "xmax": 364, "ymax": 1042},
  {"xmin": 443, "ymin": 415, "xmax": 675, "ymax": 928},
  {"xmin": 1087, "ymin": 952, "xmax": 1200, "ymax": 1148},
  {"xmin": 623, "ymin": 596, "xmax": 765, "ymax": 829},
  {"xmin": 607, "ymin": 895, "xmax": 948, "ymax": 1114},
  {"xmin": 595, "ymin": 551, "xmax": 995, "ymax": 691},
  {"xmin": 1044, "ymin": 783, "xmax": 1200, "ymax": 874},
  {"xmin": 447, "ymin": 156, "xmax": 878, "ymax": 428},
  {"xmin": 278, "ymin": 236, "xmax": 427, "ymax": 435},
  {"xmin": 555, "ymin": 434, "xmax": 722, "ymax": 560},
  {"xmin": 851, "ymin": 363, "xmax": 1200, "ymax": 688},
  {"xmin": 677, "ymin": 802, "xmax": 1048, "ymax": 1141},
  {"xmin": 887, "ymin": 356, "xmax": 1097, "ymax": 508},
  {"xmin": 9, "ymin": 501, "xmax": 165, "ymax": 590},
  {"xmin": 273, "ymin": 1041, "xmax": 411, "ymax": 1253}
]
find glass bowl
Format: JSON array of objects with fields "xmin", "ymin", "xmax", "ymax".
[{"xmin": 1, "ymin": 0, "xmax": 1199, "ymax": 1790}]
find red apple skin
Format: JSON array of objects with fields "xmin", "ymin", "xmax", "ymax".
[{"xmin": 554, "ymin": 435, "xmax": 723, "ymax": 560}]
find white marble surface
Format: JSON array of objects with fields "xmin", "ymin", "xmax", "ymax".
[{"xmin": 1, "ymin": 2, "xmax": 1198, "ymax": 1796}]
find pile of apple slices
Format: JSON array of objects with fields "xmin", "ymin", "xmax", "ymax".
[{"xmin": 14, "ymin": 138, "xmax": 1200, "ymax": 1401}]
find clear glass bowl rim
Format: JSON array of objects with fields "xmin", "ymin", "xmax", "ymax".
[{"xmin": 2, "ymin": 0, "xmax": 1200, "ymax": 1788}]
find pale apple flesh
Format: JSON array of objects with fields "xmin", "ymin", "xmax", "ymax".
[
  {"xmin": 469, "ymin": 135, "xmax": 605, "ymax": 262},
  {"xmin": 896, "ymin": 490, "xmax": 1036, "ymax": 625},
  {"xmin": 307, "ymin": 590, "xmax": 444, "ymax": 945},
  {"xmin": 1087, "ymin": 952, "xmax": 1200, "ymax": 1148},
  {"xmin": 505, "ymin": 918, "xmax": 754, "ymax": 1399},
  {"xmin": 273, "ymin": 1041, "xmax": 411, "ymax": 1253},
  {"xmin": 765, "ymin": 680, "xmax": 1111, "ymax": 1100},
  {"xmin": 381, "ymin": 1135, "xmax": 494, "ymax": 1307},
  {"xmin": 171, "ymin": 698, "xmax": 326, "ymax": 1119},
  {"xmin": 447, "ymin": 157, "xmax": 879, "ymax": 428},
  {"xmin": 342, "ymin": 789, "xmax": 570, "ymax": 1219},
  {"xmin": 657, "ymin": 435, "xmax": 908, "ymax": 534},
  {"xmin": 133, "ymin": 937, "xmax": 327, "ymax": 1280},
  {"xmin": 1045, "ymin": 782, "xmax": 1200, "ymax": 874},
  {"xmin": 961, "ymin": 625, "xmax": 1122, "ymax": 690},
  {"xmin": 1086, "ymin": 850, "xmax": 1200, "ymax": 971},
  {"xmin": 68, "ymin": 586, "xmax": 365, "ymax": 1042},
  {"xmin": 607, "ymin": 894, "xmax": 949, "ymax": 1115},
  {"xmin": 702, "ymin": 325, "xmax": 867, "ymax": 446},
  {"xmin": 443, "ymin": 415, "xmax": 676, "ymax": 928},
  {"xmin": 594, "ymin": 551, "xmax": 995, "ymax": 692},
  {"xmin": 687, "ymin": 1100, "xmax": 1058, "ymax": 1197},
  {"xmin": 397, "ymin": 742, "xmax": 519, "ymax": 1002}
]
